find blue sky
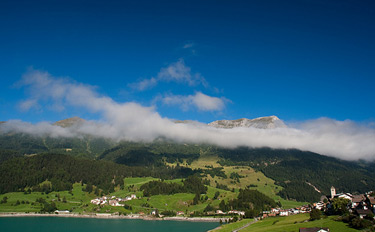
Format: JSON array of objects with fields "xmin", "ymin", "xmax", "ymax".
[{"xmin": 0, "ymin": 0, "xmax": 374, "ymax": 124}]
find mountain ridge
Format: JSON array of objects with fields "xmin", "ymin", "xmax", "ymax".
[
  {"xmin": 208, "ymin": 116, "xmax": 287, "ymax": 129},
  {"xmin": 53, "ymin": 117, "xmax": 85, "ymax": 128},
  {"xmin": 3, "ymin": 115, "xmax": 286, "ymax": 130}
]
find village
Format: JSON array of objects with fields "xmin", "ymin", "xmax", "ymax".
[
  {"xmin": 262, "ymin": 187, "xmax": 375, "ymax": 220},
  {"xmin": 87, "ymin": 186, "xmax": 375, "ymax": 222},
  {"xmin": 90, "ymin": 194, "xmax": 137, "ymax": 207},
  {"xmin": 88, "ymin": 186, "xmax": 375, "ymax": 220},
  {"xmin": 84, "ymin": 186, "xmax": 375, "ymax": 232}
]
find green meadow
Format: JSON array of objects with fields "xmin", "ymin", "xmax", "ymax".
[
  {"xmin": 214, "ymin": 214, "xmax": 358, "ymax": 232},
  {"xmin": 0, "ymin": 177, "xmax": 237, "ymax": 215},
  {"xmin": 185, "ymin": 155, "xmax": 308, "ymax": 209},
  {"xmin": 211, "ymin": 219, "xmax": 254, "ymax": 232},
  {"xmin": 0, "ymin": 183, "xmax": 93, "ymax": 213}
]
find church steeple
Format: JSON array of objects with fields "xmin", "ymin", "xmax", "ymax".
[{"xmin": 330, "ymin": 186, "xmax": 336, "ymax": 199}]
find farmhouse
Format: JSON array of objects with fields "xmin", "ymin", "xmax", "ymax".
[{"xmin": 177, "ymin": 211, "xmax": 185, "ymax": 216}]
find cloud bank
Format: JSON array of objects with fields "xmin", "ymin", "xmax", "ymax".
[{"xmin": 2, "ymin": 70, "xmax": 375, "ymax": 161}]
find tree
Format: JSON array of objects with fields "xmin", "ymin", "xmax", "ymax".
[
  {"xmin": 349, "ymin": 217, "xmax": 372, "ymax": 229},
  {"xmin": 153, "ymin": 208, "xmax": 159, "ymax": 217},
  {"xmin": 310, "ymin": 209, "xmax": 321, "ymax": 221},
  {"xmin": 203, "ymin": 204, "xmax": 214, "ymax": 212},
  {"xmin": 192, "ymin": 193, "xmax": 200, "ymax": 205},
  {"xmin": 365, "ymin": 212, "xmax": 374, "ymax": 221},
  {"xmin": 160, "ymin": 210, "xmax": 176, "ymax": 216},
  {"xmin": 245, "ymin": 209, "xmax": 258, "ymax": 218},
  {"xmin": 183, "ymin": 176, "xmax": 207, "ymax": 194},
  {"xmin": 213, "ymin": 191, "xmax": 220, "ymax": 200},
  {"xmin": 85, "ymin": 183, "xmax": 93, "ymax": 193},
  {"xmin": 230, "ymin": 189, "xmax": 277, "ymax": 212},
  {"xmin": 219, "ymin": 200, "xmax": 227, "ymax": 211},
  {"xmin": 331, "ymin": 198, "xmax": 350, "ymax": 215},
  {"xmin": 41, "ymin": 202, "xmax": 57, "ymax": 213},
  {"xmin": 1, "ymin": 196, "xmax": 8, "ymax": 204}
]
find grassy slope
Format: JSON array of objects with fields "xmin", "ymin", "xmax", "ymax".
[
  {"xmin": 117, "ymin": 177, "xmax": 237, "ymax": 214},
  {"xmin": 185, "ymin": 155, "xmax": 308, "ymax": 208},
  {"xmin": 0, "ymin": 183, "xmax": 93, "ymax": 213},
  {"xmin": 211, "ymin": 219, "xmax": 254, "ymax": 232},
  {"xmin": 216, "ymin": 214, "xmax": 358, "ymax": 232},
  {"xmin": 0, "ymin": 177, "xmax": 236, "ymax": 215}
]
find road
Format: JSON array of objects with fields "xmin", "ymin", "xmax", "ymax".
[{"xmin": 232, "ymin": 218, "xmax": 258, "ymax": 232}]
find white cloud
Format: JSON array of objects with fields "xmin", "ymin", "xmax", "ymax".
[
  {"xmin": 19, "ymin": 99, "xmax": 39, "ymax": 111},
  {"xmin": 192, "ymin": 92, "xmax": 226, "ymax": 111},
  {"xmin": 4, "ymin": 69, "xmax": 375, "ymax": 161},
  {"xmin": 159, "ymin": 92, "xmax": 226, "ymax": 111},
  {"xmin": 128, "ymin": 77, "xmax": 157, "ymax": 91},
  {"xmin": 183, "ymin": 43, "xmax": 194, "ymax": 49},
  {"xmin": 129, "ymin": 59, "xmax": 207, "ymax": 91}
]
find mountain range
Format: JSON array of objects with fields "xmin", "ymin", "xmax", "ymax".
[
  {"xmin": 0, "ymin": 116, "xmax": 374, "ymax": 203},
  {"xmin": 40, "ymin": 115, "xmax": 287, "ymax": 130}
]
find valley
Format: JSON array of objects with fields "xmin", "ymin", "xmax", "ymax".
[{"xmin": 1, "ymin": 118, "xmax": 375, "ymax": 231}]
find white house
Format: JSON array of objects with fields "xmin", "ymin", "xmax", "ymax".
[
  {"xmin": 228, "ymin": 210, "xmax": 245, "ymax": 216},
  {"xmin": 314, "ymin": 202, "xmax": 325, "ymax": 210},
  {"xmin": 336, "ymin": 193, "xmax": 353, "ymax": 201},
  {"xmin": 177, "ymin": 211, "xmax": 185, "ymax": 216},
  {"xmin": 54, "ymin": 210, "xmax": 70, "ymax": 214},
  {"xmin": 216, "ymin": 210, "xmax": 225, "ymax": 214},
  {"xmin": 279, "ymin": 210, "xmax": 289, "ymax": 216}
]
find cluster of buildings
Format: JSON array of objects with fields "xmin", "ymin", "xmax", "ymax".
[
  {"xmin": 90, "ymin": 194, "xmax": 137, "ymax": 207},
  {"xmin": 262, "ymin": 206, "xmax": 311, "ymax": 218},
  {"xmin": 215, "ymin": 210, "xmax": 245, "ymax": 216},
  {"xmin": 313, "ymin": 186, "xmax": 375, "ymax": 219},
  {"xmin": 261, "ymin": 186, "xmax": 375, "ymax": 220},
  {"xmin": 88, "ymin": 186, "xmax": 375, "ymax": 224}
]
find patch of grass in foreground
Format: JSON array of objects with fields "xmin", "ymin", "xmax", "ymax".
[
  {"xmin": 211, "ymin": 219, "xmax": 254, "ymax": 232},
  {"xmin": 237, "ymin": 214, "xmax": 357, "ymax": 232}
]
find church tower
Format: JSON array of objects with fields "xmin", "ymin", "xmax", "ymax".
[{"xmin": 330, "ymin": 186, "xmax": 336, "ymax": 199}]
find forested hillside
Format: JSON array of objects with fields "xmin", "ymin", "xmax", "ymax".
[
  {"xmin": 219, "ymin": 189, "xmax": 278, "ymax": 217},
  {"xmin": 0, "ymin": 133, "xmax": 114, "ymax": 162},
  {"xmin": 216, "ymin": 147, "xmax": 375, "ymax": 202},
  {"xmin": 0, "ymin": 153, "xmax": 198, "ymax": 194},
  {"xmin": 140, "ymin": 176, "xmax": 207, "ymax": 196},
  {"xmin": 98, "ymin": 141, "xmax": 205, "ymax": 166}
]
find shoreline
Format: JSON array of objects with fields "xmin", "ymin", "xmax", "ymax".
[{"xmin": 0, "ymin": 212, "xmax": 226, "ymax": 222}]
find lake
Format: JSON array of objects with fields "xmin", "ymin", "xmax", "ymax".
[{"xmin": 0, "ymin": 217, "xmax": 219, "ymax": 232}]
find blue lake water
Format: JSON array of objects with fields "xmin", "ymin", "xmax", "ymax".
[{"xmin": 0, "ymin": 217, "xmax": 219, "ymax": 232}]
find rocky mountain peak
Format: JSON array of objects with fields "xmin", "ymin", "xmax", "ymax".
[
  {"xmin": 208, "ymin": 116, "xmax": 286, "ymax": 129},
  {"xmin": 53, "ymin": 117, "xmax": 85, "ymax": 128}
]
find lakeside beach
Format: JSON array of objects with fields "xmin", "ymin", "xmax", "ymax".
[{"xmin": 0, "ymin": 212, "xmax": 227, "ymax": 222}]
